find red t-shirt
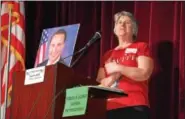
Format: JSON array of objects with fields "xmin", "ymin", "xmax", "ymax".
[{"xmin": 100, "ymin": 42, "xmax": 152, "ymax": 110}]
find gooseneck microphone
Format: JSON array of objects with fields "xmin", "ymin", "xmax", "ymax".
[
  {"xmin": 84, "ymin": 31, "xmax": 101, "ymax": 48},
  {"xmin": 62, "ymin": 31, "xmax": 101, "ymax": 67}
]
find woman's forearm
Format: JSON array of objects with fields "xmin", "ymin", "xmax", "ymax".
[{"xmin": 117, "ymin": 65, "xmax": 152, "ymax": 81}]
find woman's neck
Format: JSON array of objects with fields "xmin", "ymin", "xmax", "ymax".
[{"xmin": 117, "ymin": 36, "xmax": 133, "ymax": 49}]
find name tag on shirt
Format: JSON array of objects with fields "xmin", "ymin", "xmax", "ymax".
[{"xmin": 125, "ymin": 48, "xmax": 137, "ymax": 54}]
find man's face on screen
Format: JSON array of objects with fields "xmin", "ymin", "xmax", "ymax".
[{"xmin": 48, "ymin": 34, "xmax": 65, "ymax": 64}]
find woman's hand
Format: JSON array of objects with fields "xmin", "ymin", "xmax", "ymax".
[
  {"xmin": 100, "ymin": 76, "xmax": 115, "ymax": 87},
  {"xmin": 100, "ymin": 73, "xmax": 121, "ymax": 87},
  {"xmin": 105, "ymin": 61, "xmax": 120, "ymax": 75}
]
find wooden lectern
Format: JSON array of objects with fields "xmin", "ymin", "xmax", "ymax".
[{"xmin": 11, "ymin": 63, "xmax": 127, "ymax": 119}]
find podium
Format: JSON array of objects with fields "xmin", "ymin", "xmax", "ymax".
[{"xmin": 11, "ymin": 63, "xmax": 127, "ymax": 119}]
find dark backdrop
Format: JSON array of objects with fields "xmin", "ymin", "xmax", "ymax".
[{"xmin": 24, "ymin": 1, "xmax": 185, "ymax": 119}]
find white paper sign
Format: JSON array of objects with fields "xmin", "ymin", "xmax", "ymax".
[{"xmin": 24, "ymin": 66, "xmax": 45, "ymax": 85}]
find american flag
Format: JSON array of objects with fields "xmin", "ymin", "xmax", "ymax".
[
  {"xmin": 34, "ymin": 29, "xmax": 50, "ymax": 67},
  {"xmin": 1, "ymin": 1, "xmax": 25, "ymax": 119}
]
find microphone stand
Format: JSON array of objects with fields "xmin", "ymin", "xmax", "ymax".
[
  {"xmin": 62, "ymin": 46, "xmax": 87, "ymax": 60},
  {"xmin": 70, "ymin": 50, "xmax": 85, "ymax": 68},
  {"xmin": 62, "ymin": 31, "xmax": 101, "ymax": 67},
  {"xmin": 62, "ymin": 31, "xmax": 101, "ymax": 68},
  {"xmin": 62, "ymin": 45, "xmax": 88, "ymax": 68}
]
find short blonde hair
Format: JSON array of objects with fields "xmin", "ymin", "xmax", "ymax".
[{"xmin": 114, "ymin": 11, "xmax": 138, "ymax": 40}]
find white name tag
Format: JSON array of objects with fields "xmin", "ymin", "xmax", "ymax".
[
  {"xmin": 125, "ymin": 48, "xmax": 137, "ymax": 53},
  {"xmin": 24, "ymin": 66, "xmax": 45, "ymax": 85}
]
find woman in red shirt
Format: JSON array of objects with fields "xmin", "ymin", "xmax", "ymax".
[{"xmin": 96, "ymin": 11, "xmax": 154, "ymax": 119}]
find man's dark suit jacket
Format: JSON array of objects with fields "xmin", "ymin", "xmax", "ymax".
[{"xmin": 37, "ymin": 58, "xmax": 66, "ymax": 67}]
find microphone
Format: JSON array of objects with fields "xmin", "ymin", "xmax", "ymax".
[
  {"xmin": 62, "ymin": 31, "xmax": 101, "ymax": 67},
  {"xmin": 70, "ymin": 31, "xmax": 101, "ymax": 67},
  {"xmin": 84, "ymin": 31, "xmax": 101, "ymax": 49},
  {"xmin": 64, "ymin": 31, "xmax": 101, "ymax": 59}
]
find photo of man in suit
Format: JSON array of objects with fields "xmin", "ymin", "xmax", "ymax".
[{"xmin": 37, "ymin": 29, "xmax": 67, "ymax": 67}]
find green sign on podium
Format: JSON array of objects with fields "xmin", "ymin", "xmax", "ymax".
[{"xmin": 62, "ymin": 86, "xmax": 89, "ymax": 117}]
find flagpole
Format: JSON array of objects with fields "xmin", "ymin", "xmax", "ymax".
[
  {"xmin": 0, "ymin": 1, "xmax": 2, "ymax": 119},
  {"xmin": 3, "ymin": 5, "xmax": 12, "ymax": 119}
]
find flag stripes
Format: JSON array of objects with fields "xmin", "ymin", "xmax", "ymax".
[{"xmin": 1, "ymin": 1, "xmax": 25, "ymax": 119}]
